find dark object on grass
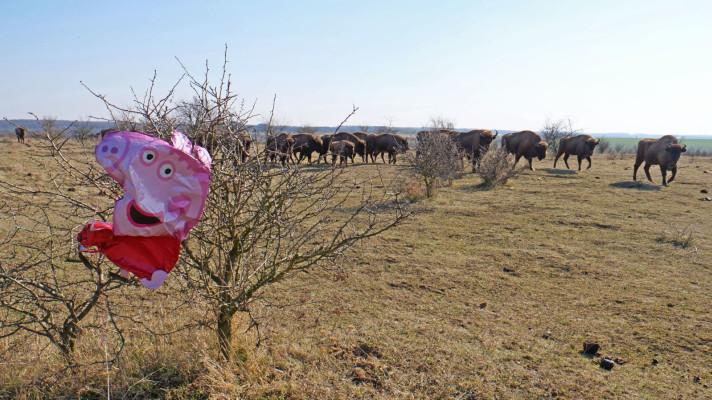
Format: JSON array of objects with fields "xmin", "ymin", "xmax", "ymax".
[
  {"xmin": 600, "ymin": 357, "xmax": 615, "ymax": 370},
  {"xmin": 582, "ymin": 342, "xmax": 600, "ymax": 356}
]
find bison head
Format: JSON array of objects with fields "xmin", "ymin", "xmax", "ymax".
[
  {"xmin": 536, "ymin": 141, "xmax": 548, "ymax": 160},
  {"xmin": 586, "ymin": 138, "xmax": 600, "ymax": 154},
  {"xmin": 480, "ymin": 131, "xmax": 496, "ymax": 148},
  {"xmin": 666, "ymin": 144, "xmax": 687, "ymax": 163}
]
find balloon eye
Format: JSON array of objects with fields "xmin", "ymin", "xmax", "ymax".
[
  {"xmin": 159, "ymin": 164, "xmax": 174, "ymax": 178},
  {"xmin": 142, "ymin": 150, "xmax": 156, "ymax": 163}
]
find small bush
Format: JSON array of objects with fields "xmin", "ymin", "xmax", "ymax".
[
  {"xmin": 399, "ymin": 179, "xmax": 427, "ymax": 203},
  {"xmin": 477, "ymin": 146, "xmax": 517, "ymax": 188},
  {"xmin": 407, "ymin": 133, "xmax": 463, "ymax": 198},
  {"xmin": 657, "ymin": 226, "xmax": 695, "ymax": 249},
  {"xmin": 597, "ymin": 139, "xmax": 611, "ymax": 154}
]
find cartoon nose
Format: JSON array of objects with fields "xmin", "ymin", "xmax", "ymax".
[{"xmin": 96, "ymin": 135, "xmax": 126, "ymax": 164}]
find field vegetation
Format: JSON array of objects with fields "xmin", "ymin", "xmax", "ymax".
[{"xmin": 1, "ymin": 132, "xmax": 711, "ymax": 398}]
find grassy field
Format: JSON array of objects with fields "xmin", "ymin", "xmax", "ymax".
[
  {"xmin": 600, "ymin": 137, "xmax": 712, "ymax": 152},
  {"xmin": 1, "ymin": 137, "xmax": 712, "ymax": 399}
]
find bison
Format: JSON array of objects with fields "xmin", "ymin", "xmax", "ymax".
[
  {"xmin": 291, "ymin": 133, "xmax": 323, "ymax": 163},
  {"xmin": 331, "ymin": 132, "xmax": 367, "ymax": 162},
  {"xmin": 553, "ymin": 135, "xmax": 600, "ymax": 170},
  {"xmin": 100, "ymin": 128, "xmax": 119, "ymax": 139},
  {"xmin": 501, "ymin": 130, "xmax": 548, "ymax": 171},
  {"xmin": 633, "ymin": 135, "xmax": 686, "ymax": 186},
  {"xmin": 15, "ymin": 127, "xmax": 27, "ymax": 143},
  {"xmin": 317, "ymin": 134, "xmax": 333, "ymax": 163},
  {"xmin": 265, "ymin": 133, "xmax": 295, "ymax": 166},
  {"xmin": 329, "ymin": 140, "xmax": 355, "ymax": 166},
  {"xmin": 236, "ymin": 131, "xmax": 252, "ymax": 162},
  {"xmin": 369, "ymin": 133, "xmax": 409, "ymax": 164},
  {"xmin": 353, "ymin": 132, "xmax": 375, "ymax": 162},
  {"xmin": 453, "ymin": 130, "xmax": 497, "ymax": 171}
]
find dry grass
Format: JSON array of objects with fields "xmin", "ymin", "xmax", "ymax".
[{"xmin": 2, "ymin": 137, "xmax": 712, "ymax": 399}]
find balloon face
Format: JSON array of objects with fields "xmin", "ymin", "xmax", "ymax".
[{"xmin": 95, "ymin": 131, "xmax": 211, "ymax": 240}]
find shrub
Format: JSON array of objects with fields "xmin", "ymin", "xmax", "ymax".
[
  {"xmin": 477, "ymin": 146, "xmax": 517, "ymax": 188},
  {"xmin": 597, "ymin": 139, "xmax": 611, "ymax": 154},
  {"xmin": 657, "ymin": 226, "xmax": 695, "ymax": 249},
  {"xmin": 407, "ymin": 133, "xmax": 462, "ymax": 198}
]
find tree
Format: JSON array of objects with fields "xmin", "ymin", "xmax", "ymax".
[
  {"xmin": 541, "ymin": 118, "xmax": 579, "ymax": 155},
  {"xmin": 0, "ymin": 116, "xmax": 132, "ymax": 366},
  {"xmin": 84, "ymin": 48, "xmax": 408, "ymax": 360},
  {"xmin": 73, "ymin": 119, "xmax": 95, "ymax": 146},
  {"xmin": 407, "ymin": 132, "xmax": 462, "ymax": 198}
]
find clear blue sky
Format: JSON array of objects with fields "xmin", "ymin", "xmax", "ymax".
[{"xmin": 1, "ymin": 0, "xmax": 711, "ymax": 134}]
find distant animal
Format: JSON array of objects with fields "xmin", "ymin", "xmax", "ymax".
[
  {"xmin": 291, "ymin": 133, "xmax": 323, "ymax": 163},
  {"xmin": 353, "ymin": 132, "xmax": 373, "ymax": 162},
  {"xmin": 501, "ymin": 130, "xmax": 548, "ymax": 171},
  {"xmin": 317, "ymin": 134, "xmax": 333, "ymax": 163},
  {"xmin": 553, "ymin": 135, "xmax": 600, "ymax": 170},
  {"xmin": 633, "ymin": 135, "xmax": 687, "ymax": 186},
  {"xmin": 265, "ymin": 133, "xmax": 294, "ymax": 166},
  {"xmin": 100, "ymin": 128, "xmax": 119, "ymax": 139},
  {"xmin": 234, "ymin": 131, "xmax": 252, "ymax": 162},
  {"xmin": 453, "ymin": 130, "xmax": 497, "ymax": 171},
  {"xmin": 370, "ymin": 133, "xmax": 409, "ymax": 164},
  {"xmin": 329, "ymin": 140, "xmax": 355, "ymax": 166},
  {"xmin": 15, "ymin": 127, "xmax": 26, "ymax": 143},
  {"xmin": 331, "ymin": 132, "xmax": 367, "ymax": 162}
]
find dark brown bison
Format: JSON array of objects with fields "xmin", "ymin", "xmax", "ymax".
[
  {"xmin": 317, "ymin": 134, "xmax": 333, "ymax": 163},
  {"xmin": 265, "ymin": 133, "xmax": 294, "ymax": 166},
  {"xmin": 353, "ymin": 132, "xmax": 375, "ymax": 162},
  {"xmin": 15, "ymin": 127, "xmax": 27, "ymax": 143},
  {"xmin": 370, "ymin": 133, "xmax": 409, "ymax": 164},
  {"xmin": 553, "ymin": 135, "xmax": 600, "ymax": 170},
  {"xmin": 99, "ymin": 127, "xmax": 119, "ymax": 139},
  {"xmin": 453, "ymin": 130, "xmax": 497, "ymax": 171},
  {"xmin": 633, "ymin": 135, "xmax": 687, "ymax": 186},
  {"xmin": 329, "ymin": 140, "xmax": 355, "ymax": 166},
  {"xmin": 331, "ymin": 132, "xmax": 367, "ymax": 162},
  {"xmin": 501, "ymin": 130, "xmax": 548, "ymax": 171},
  {"xmin": 291, "ymin": 133, "xmax": 323, "ymax": 163}
]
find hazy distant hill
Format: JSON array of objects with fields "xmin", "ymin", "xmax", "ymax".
[{"xmin": 1, "ymin": 119, "xmax": 709, "ymax": 140}]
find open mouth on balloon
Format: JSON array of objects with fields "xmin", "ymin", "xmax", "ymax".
[{"xmin": 128, "ymin": 202, "xmax": 161, "ymax": 226}]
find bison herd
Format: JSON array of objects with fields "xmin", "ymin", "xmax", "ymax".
[
  {"xmin": 10, "ymin": 125, "xmax": 691, "ymax": 186},
  {"xmin": 263, "ymin": 131, "xmax": 410, "ymax": 166}
]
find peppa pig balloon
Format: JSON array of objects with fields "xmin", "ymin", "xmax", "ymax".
[{"xmin": 78, "ymin": 131, "xmax": 211, "ymax": 289}]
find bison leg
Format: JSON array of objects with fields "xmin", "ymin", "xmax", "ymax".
[
  {"xmin": 644, "ymin": 163, "xmax": 653, "ymax": 183},
  {"xmin": 577, "ymin": 155, "xmax": 583, "ymax": 171},
  {"xmin": 563, "ymin": 153, "xmax": 570, "ymax": 169},
  {"xmin": 332, "ymin": 155, "xmax": 337, "ymax": 165},
  {"xmin": 669, "ymin": 166, "xmax": 677, "ymax": 183},
  {"xmin": 513, "ymin": 154, "xmax": 521, "ymax": 169},
  {"xmin": 528, "ymin": 157, "xmax": 535, "ymax": 171},
  {"xmin": 553, "ymin": 150, "xmax": 563, "ymax": 168},
  {"xmin": 633, "ymin": 159, "xmax": 642, "ymax": 181},
  {"xmin": 660, "ymin": 166, "xmax": 668, "ymax": 186},
  {"xmin": 586, "ymin": 156, "xmax": 592, "ymax": 170}
]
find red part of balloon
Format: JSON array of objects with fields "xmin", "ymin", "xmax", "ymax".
[{"xmin": 77, "ymin": 221, "xmax": 180, "ymax": 279}]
